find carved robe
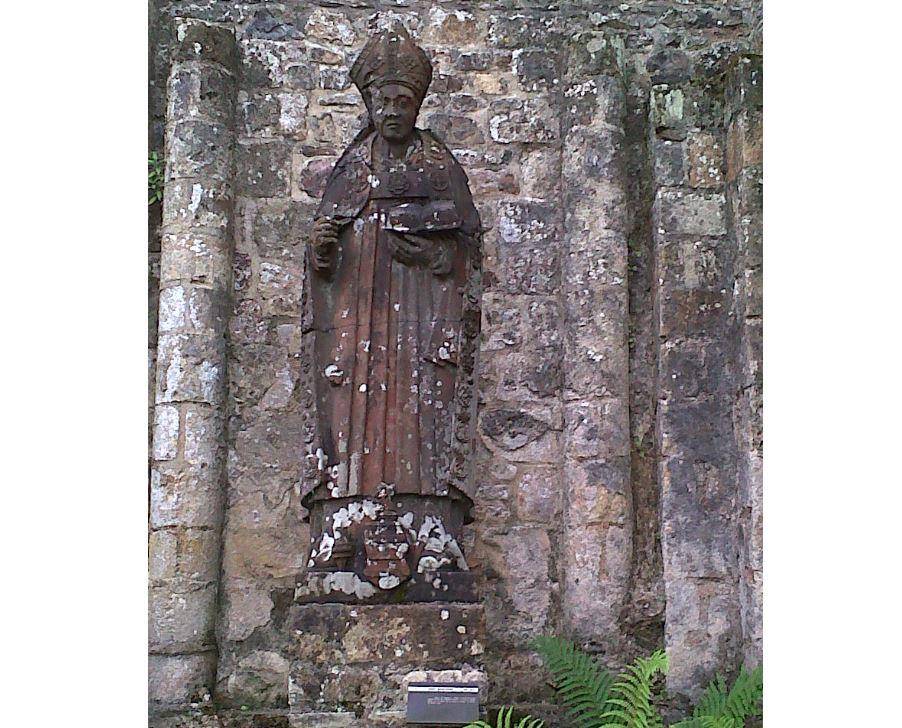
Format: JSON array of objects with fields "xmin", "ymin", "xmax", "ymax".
[{"xmin": 302, "ymin": 128, "xmax": 481, "ymax": 521}]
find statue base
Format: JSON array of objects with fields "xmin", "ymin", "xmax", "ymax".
[
  {"xmin": 288, "ymin": 602, "xmax": 486, "ymax": 727},
  {"xmin": 296, "ymin": 569, "xmax": 477, "ymax": 604}
]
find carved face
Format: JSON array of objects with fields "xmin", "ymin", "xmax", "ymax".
[{"xmin": 369, "ymin": 83, "xmax": 420, "ymax": 143}]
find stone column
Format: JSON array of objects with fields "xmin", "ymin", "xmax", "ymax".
[
  {"xmin": 559, "ymin": 34, "xmax": 634, "ymax": 648},
  {"xmin": 725, "ymin": 55, "xmax": 763, "ymax": 670},
  {"xmin": 649, "ymin": 78, "xmax": 742, "ymax": 702},
  {"xmin": 149, "ymin": 21, "xmax": 237, "ymax": 709}
]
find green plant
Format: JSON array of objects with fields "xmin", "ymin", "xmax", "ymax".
[
  {"xmin": 529, "ymin": 636, "xmax": 762, "ymax": 728},
  {"xmin": 464, "ymin": 706, "xmax": 544, "ymax": 728},
  {"xmin": 531, "ymin": 635, "xmax": 613, "ymax": 728},
  {"xmin": 598, "ymin": 650, "xmax": 668, "ymax": 728},
  {"xmin": 669, "ymin": 668, "xmax": 763, "ymax": 728},
  {"xmin": 148, "ymin": 151, "xmax": 164, "ymax": 205}
]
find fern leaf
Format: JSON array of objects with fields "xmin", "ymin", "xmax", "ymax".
[
  {"xmin": 723, "ymin": 667, "xmax": 763, "ymax": 725},
  {"xmin": 599, "ymin": 650, "xmax": 668, "ymax": 728},
  {"xmin": 532, "ymin": 636, "xmax": 614, "ymax": 728},
  {"xmin": 693, "ymin": 675, "xmax": 728, "ymax": 720},
  {"xmin": 689, "ymin": 666, "xmax": 762, "ymax": 728}
]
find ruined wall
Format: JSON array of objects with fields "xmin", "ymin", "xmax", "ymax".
[{"xmin": 149, "ymin": 1, "xmax": 763, "ymax": 724}]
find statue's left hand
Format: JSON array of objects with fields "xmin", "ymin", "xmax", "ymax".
[{"xmin": 397, "ymin": 232, "xmax": 456, "ymax": 275}]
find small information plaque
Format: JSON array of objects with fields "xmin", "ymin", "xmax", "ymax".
[{"xmin": 406, "ymin": 682, "xmax": 481, "ymax": 725}]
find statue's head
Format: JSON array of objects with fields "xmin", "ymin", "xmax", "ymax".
[{"xmin": 350, "ymin": 26, "xmax": 432, "ymax": 144}]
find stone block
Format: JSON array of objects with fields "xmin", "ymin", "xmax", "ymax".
[
  {"xmin": 278, "ymin": 92, "xmax": 309, "ymax": 139},
  {"xmin": 237, "ymin": 141, "xmax": 291, "ymax": 197},
  {"xmin": 219, "ymin": 579, "xmax": 276, "ymax": 642},
  {"xmin": 513, "ymin": 465, "xmax": 562, "ymax": 524},
  {"xmin": 663, "ymin": 578, "xmax": 741, "ymax": 703},
  {"xmin": 563, "ymin": 398, "xmax": 630, "ymax": 460},
  {"xmin": 304, "ymin": 8, "xmax": 357, "ymax": 46},
  {"xmin": 650, "ymin": 86, "xmax": 688, "ymax": 141},
  {"xmin": 168, "ymin": 64, "xmax": 235, "ymax": 125},
  {"xmin": 239, "ymin": 40, "xmax": 316, "ymax": 90},
  {"xmin": 149, "ymin": 528, "xmax": 178, "ymax": 581},
  {"xmin": 177, "ymin": 528, "xmax": 222, "ymax": 583},
  {"xmin": 319, "ymin": 65, "xmax": 350, "ymax": 91},
  {"xmin": 151, "ymin": 461, "xmax": 223, "ymax": 529},
  {"xmin": 473, "ymin": 483, "xmax": 512, "ymax": 523},
  {"xmin": 657, "ymin": 287, "xmax": 731, "ymax": 340},
  {"xmin": 480, "ymin": 528, "xmax": 551, "ymax": 643},
  {"xmin": 687, "ymin": 131, "xmax": 725, "ymax": 189},
  {"xmin": 149, "ymin": 710, "xmax": 223, "ymax": 728},
  {"xmin": 563, "ymin": 323, "xmax": 628, "ymax": 399},
  {"xmin": 159, "ymin": 286, "xmax": 228, "ymax": 335},
  {"xmin": 654, "ymin": 190, "xmax": 726, "ymax": 237},
  {"xmin": 219, "ymin": 650, "xmax": 290, "ymax": 709},
  {"xmin": 239, "ymin": 90, "xmax": 281, "ymax": 137},
  {"xmin": 183, "ymin": 405, "xmax": 223, "ymax": 469},
  {"xmin": 160, "ymin": 229, "xmax": 231, "ymax": 290},
  {"xmin": 487, "ymin": 14, "xmax": 562, "ymax": 49},
  {"xmin": 652, "ymin": 139, "xmax": 686, "ymax": 187},
  {"xmin": 173, "ymin": 22, "xmax": 237, "ymax": 69},
  {"xmin": 646, "ymin": 48, "xmax": 692, "ymax": 85},
  {"xmin": 564, "ymin": 458, "xmax": 630, "ymax": 517},
  {"xmin": 658, "ymin": 238, "xmax": 731, "ymax": 291},
  {"xmin": 519, "ymin": 146, "xmax": 560, "ymax": 199},
  {"xmin": 307, "ymin": 110, "xmax": 367, "ymax": 150},
  {"xmin": 153, "ymin": 404, "xmax": 180, "ymax": 461},
  {"xmin": 657, "ymin": 399, "xmax": 735, "ymax": 468},
  {"xmin": 421, "ymin": 7, "xmax": 479, "ymax": 46},
  {"xmin": 149, "ymin": 652, "xmax": 217, "ymax": 706},
  {"xmin": 289, "ymin": 714, "xmax": 354, "ymax": 728},
  {"xmin": 660, "ymin": 340, "xmax": 730, "ymax": 400},
  {"xmin": 221, "ymin": 510, "xmax": 306, "ymax": 579},
  {"xmin": 167, "ymin": 120, "xmax": 233, "ymax": 182},
  {"xmin": 480, "ymin": 294, "xmax": 561, "ymax": 353},
  {"xmin": 561, "ymin": 520, "xmax": 631, "ymax": 641},
  {"xmin": 258, "ymin": 260, "xmax": 303, "ymax": 317},
  {"xmin": 496, "ymin": 200, "xmax": 560, "ymax": 295},
  {"xmin": 422, "ymin": 112, "xmax": 484, "ymax": 146},
  {"xmin": 481, "ymin": 349, "xmax": 561, "ymax": 402},
  {"xmin": 155, "ymin": 333, "xmax": 226, "ymax": 406},
  {"xmin": 163, "ymin": 179, "xmax": 232, "ymax": 234},
  {"xmin": 149, "ymin": 582, "xmax": 218, "ymax": 650},
  {"xmin": 489, "ymin": 97, "xmax": 559, "ymax": 144},
  {"xmin": 513, "ymin": 48, "xmax": 562, "ymax": 92},
  {"xmin": 563, "ymin": 126, "xmax": 625, "ymax": 183},
  {"xmin": 292, "ymin": 603, "xmax": 483, "ymax": 663},
  {"xmin": 242, "ymin": 6, "xmax": 302, "ymax": 41},
  {"xmin": 252, "ymin": 199, "xmax": 313, "ymax": 259}
]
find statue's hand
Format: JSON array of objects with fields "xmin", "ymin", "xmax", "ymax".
[
  {"xmin": 310, "ymin": 217, "xmax": 339, "ymax": 271},
  {"xmin": 388, "ymin": 232, "xmax": 457, "ymax": 274},
  {"xmin": 387, "ymin": 232, "xmax": 429, "ymax": 266}
]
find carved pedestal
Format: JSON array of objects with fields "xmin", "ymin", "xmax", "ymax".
[{"xmin": 287, "ymin": 603, "xmax": 486, "ymax": 727}]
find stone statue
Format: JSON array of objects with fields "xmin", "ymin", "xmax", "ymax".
[{"xmin": 298, "ymin": 27, "xmax": 482, "ymax": 602}]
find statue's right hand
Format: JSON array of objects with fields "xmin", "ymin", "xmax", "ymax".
[{"xmin": 310, "ymin": 217, "xmax": 339, "ymax": 271}]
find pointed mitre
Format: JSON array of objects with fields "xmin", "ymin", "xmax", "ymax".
[{"xmin": 350, "ymin": 26, "xmax": 433, "ymax": 101}]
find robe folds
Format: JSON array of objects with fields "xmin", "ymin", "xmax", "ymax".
[{"xmin": 302, "ymin": 128, "xmax": 482, "ymax": 519}]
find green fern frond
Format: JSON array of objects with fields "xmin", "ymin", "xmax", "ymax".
[
  {"xmin": 599, "ymin": 649, "xmax": 668, "ymax": 728},
  {"xmin": 689, "ymin": 666, "xmax": 762, "ymax": 728},
  {"xmin": 463, "ymin": 706, "xmax": 545, "ymax": 728},
  {"xmin": 670, "ymin": 718, "xmax": 733, "ymax": 728},
  {"xmin": 722, "ymin": 666, "xmax": 763, "ymax": 725},
  {"xmin": 532, "ymin": 636, "xmax": 614, "ymax": 728}
]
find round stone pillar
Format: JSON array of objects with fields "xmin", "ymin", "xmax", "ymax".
[{"xmin": 149, "ymin": 20, "xmax": 237, "ymax": 709}]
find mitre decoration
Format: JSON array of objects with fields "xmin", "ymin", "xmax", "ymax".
[{"xmin": 350, "ymin": 26, "xmax": 433, "ymax": 102}]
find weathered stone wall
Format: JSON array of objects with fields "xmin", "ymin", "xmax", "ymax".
[{"xmin": 148, "ymin": 2, "xmax": 763, "ymax": 724}]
